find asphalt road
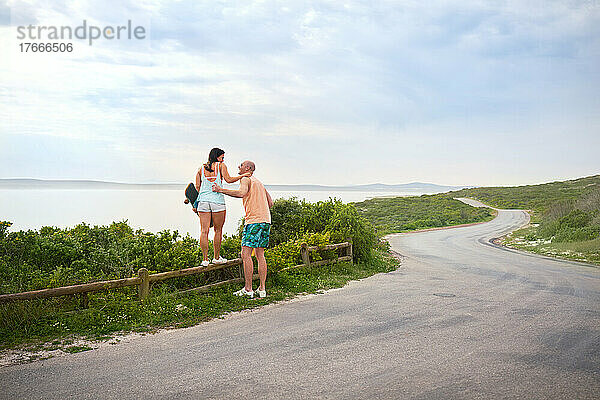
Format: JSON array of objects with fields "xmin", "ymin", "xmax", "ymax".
[{"xmin": 2, "ymin": 201, "xmax": 599, "ymax": 399}]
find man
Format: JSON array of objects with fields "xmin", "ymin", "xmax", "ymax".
[{"xmin": 212, "ymin": 160, "xmax": 274, "ymax": 298}]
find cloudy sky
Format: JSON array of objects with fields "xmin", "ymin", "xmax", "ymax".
[{"xmin": 1, "ymin": 0, "xmax": 599, "ymax": 186}]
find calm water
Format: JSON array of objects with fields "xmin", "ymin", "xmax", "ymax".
[{"xmin": 0, "ymin": 189, "xmax": 428, "ymax": 237}]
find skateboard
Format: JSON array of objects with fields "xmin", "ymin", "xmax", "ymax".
[
  {"xmin": 184, "ymin": 183, "xmax": 213, "ymax": 227},
  {"xmin": 184, "ymin": 183, "xmax": 198, "ymax": 207}
]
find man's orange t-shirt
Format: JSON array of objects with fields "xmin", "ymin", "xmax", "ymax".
[{"xmin": 242, "ymin": 176, "xmax": 271, "ymax": 225}]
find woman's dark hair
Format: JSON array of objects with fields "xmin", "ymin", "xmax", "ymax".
[{"xmin": 204, "ymin": 147, "xmax": 225, "ymax": 172}]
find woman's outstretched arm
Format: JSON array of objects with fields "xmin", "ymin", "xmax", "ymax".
[{"xmin": 220, "ymin": 163, "xmax": 249, "ymax": 183}]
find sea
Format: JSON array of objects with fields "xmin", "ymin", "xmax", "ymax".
[{"xmin": 0, "ymin": 189, "xmax": 432, "ymax": 237}]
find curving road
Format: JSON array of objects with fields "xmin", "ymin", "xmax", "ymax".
[{"xmin": 1, "ymin": 201, "xmax": 599, "ymax": 399}]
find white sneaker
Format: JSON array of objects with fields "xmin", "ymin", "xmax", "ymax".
[
  {"xmin": 212, "ymin": 256, "xmax": 228, "ymax": 264},
  {"xmin": 200, "ymin": 260, "xmax": 210, "ymax": 267},
  {"xmin": 233, "ymin": 288, "xmax": 254, "ymax": 298},
  {"xmin": 256, "ymin": 289, "xmax": 266, "ymax": 298}
]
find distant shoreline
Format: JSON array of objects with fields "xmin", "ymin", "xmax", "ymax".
[{"xmin": 0, "ymin": 179, "xmax": 467, "ymax": 192}]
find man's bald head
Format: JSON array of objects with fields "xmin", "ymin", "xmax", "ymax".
[
  {"xmin": 242, "ymin": 160, "xmax": 255, "ymax": 172},
  {"xmin": 239, "ymin": 160, "xmax": 256, "ymax": 175}
]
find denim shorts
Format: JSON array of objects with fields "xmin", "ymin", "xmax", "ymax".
[{"xmin": 194, "ymin": 201, "xmax": 226, "ymax": 213}]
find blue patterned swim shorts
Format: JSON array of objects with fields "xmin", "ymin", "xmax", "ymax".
[{"xmin": 242, "ymin": 223, "xmax": 271, "ymax": 248}]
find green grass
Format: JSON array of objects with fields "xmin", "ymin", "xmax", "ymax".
[
  {"xmin": 62, "ymin": 345, "xmax": 93, "ymax": 354},
  {"xmin": 354, "ymin": 194, "xmax": 495, "ymax": 235},
  {"xmin": 0, "ymin": 249, "xmax": 397, "ymax": 352},
  {"xmin": 450, "ymin": 174, "xmax": 600, "ymax": 216},
  {"xmin": 502, "ymin": 226, "xmax": 600, "ymax": 265}
]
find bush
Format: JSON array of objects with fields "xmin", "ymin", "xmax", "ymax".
[
  {"xmin": 265, "ymin": 232, "xmax": 331, "ymax": 272},
  {"xmin": 524, "ymin": 232, "xmax": 537, "ymax": 241},
  {"xmin": 539, "ymin": 208, "xmax": 600, "ymax": 242},
  {"xmin": 326, "ymin": 202, "xmax": 376, "ymax": 261},
  {"xmin": 0, "ymin": 198, "xmax": 378, "ymax": 294},
  {"xmin": 558, "ymin": 209, "xmax": 593, "ymax": 229},
  {"xmin": 575, "ymin": 188, "xmax": 600, "ymax": 213},
  {"xmin": 270, "ymin": 198, "xmax": 376, "ymax": 261},
  {"xmin": 554, "ymin": 226, "xmax": 600, "ymax": 243}
]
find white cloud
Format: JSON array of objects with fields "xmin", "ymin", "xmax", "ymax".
[{"xmin": 1, "ymin": 0, "xmax": 599, "ymax": 185}]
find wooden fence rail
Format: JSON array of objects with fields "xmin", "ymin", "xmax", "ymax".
[
  {"xmin": 282, "ymin": 241, "xmax": 352, "ymax": 271},
  {"xmin": 0, "ymin": 242, "xmax": 352, "ymax": 304}
]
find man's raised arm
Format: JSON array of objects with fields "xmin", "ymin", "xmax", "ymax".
[{"xmin": 212, "ymin": 177, "xmax": 250, "ymax": 198}]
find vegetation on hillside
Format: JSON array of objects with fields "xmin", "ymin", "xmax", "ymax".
[
  {"xmin": 449, "ymin": 174, "xmax": 600, "ymax": 264},
  {"xmin": 536, "ymin": 187, "xmax": 600, "ymax": 242},
  {"xmin": 500, "ymin": 184, "xmax": 600, "ymax": 264},
  {"xmin": 353, "ymin": 194, "xmax": 494, "ymax": 235},
  {"xmin": 449, "ymin": 175, "xmax": 600, "ymax": 215},
  {"xmin": 355, "ymin": 174, "xmax": 600, "ymax": 264}
]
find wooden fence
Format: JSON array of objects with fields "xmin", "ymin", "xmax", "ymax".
[{"xmin": 0, "ymin": 242, "xmax": 352, "ymax": 304}]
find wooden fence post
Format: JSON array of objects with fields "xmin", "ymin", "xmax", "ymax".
[
  {"xmin": 347, "ymin": 242, "xmax": 353, "ymax": 264},
  {"xmin": 300, "ymin": 243, "xmax": 311, "ymax": 267},
  {"xmin": 138, "ymin": 268, "xmax": 149, "ymax": 301}
]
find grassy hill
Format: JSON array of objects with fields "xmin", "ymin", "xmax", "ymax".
[
  {"xmin": 354, "ymin": 195, "xmax": 494, "ymax": 235},
  {"xmin": 448, "ymin": 175, "xmax": 600, "ymax": 215},
  {"xmin": 356, "ymin": 174, "xmax": 600, "ymax": 264}
]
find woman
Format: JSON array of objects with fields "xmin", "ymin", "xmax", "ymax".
[{"xmin": 194, "ymin": 148, "xmax": 248, "ymax": 267}]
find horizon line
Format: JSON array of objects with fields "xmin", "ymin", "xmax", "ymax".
[
  {"xmin": 0, "ymin": 178, "xmax": 468, "ymax": 188},
  {"xmin": 1, "ymin": 174, "xmax": 598, "ymax": 188}
]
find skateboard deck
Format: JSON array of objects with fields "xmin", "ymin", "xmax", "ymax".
[
  {"xmin": 184, "ymin": 183, "xmax": 213, "ymax": 227},
  {"xmin": 185, "ymin": 183, "xmax": 198, "ymax": 206}
]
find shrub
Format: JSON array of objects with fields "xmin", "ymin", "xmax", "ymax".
[
  {"xmin": 575, "ymin": 188, "xmax": 600, "ymax": 213},
  {"xmin": 524, "ymin": 232, "xmax": 537, "ymax": 241},
  {"xmin": 326, "ymin": 202, "xmax": 376, "ymax": 261},
  {"xmin": 554, "ymin": 226, "xmax": 600, "ymax": 243},
  {"xmin": 269, "ymin": 198, "xmax": 376, "ymax": 261},
  {"xmin": 0, "ymin": 198, "xmax": 378, "ymax": 294},
  {"xmin": 265, "ymin": 232, "xmax": 331, "ymax": 272},
  {"xmin": 540, "ymin": 209, "xmax": 597, "ymax": 240},
  {"xmin": 558, "ymin": 209, "xmax": 592, "ymax": 229}
]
